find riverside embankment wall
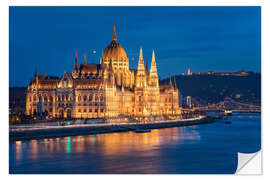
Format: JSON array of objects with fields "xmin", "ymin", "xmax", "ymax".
[{"xmin": 10, "ymin": 117, "xmax": 215, "ymax": 141}]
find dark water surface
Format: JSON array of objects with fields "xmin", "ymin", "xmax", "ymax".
[{"xmin": 9, "ymin": 113, "xmax": 261, "ymax": 174}]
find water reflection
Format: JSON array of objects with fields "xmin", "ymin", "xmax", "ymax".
[
  {"xmin": 10, "ymin": 113, "xmax": 261, "ymax": 174},
  {"xmin": 15, "ymin": 127, "xmax": 201, "ymax": 156},
  {"xmin": 30, "ymin": 140, "xmax": 38, "ymax": 160},
  {"xmin": 15, "ymin": 141, "xmax": 21, "ymax": 162}
]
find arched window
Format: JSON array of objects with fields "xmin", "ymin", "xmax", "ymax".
[
  {"xmin": 95, "ymin": 95, "xmax": 98, "ymax": 102},
  {"xmin": 84, "ymin": 95, "xmax": 87, "ymax": 101},
  {"xmin": 89, "ymin": 94, "xmax": 93, "ymax": 101},
  {"xmin": 50, "ymin": 96, "xmax": 53, "ymax": 102},
  {"xmin": 44, "ymin": 96, "xmax": 48, "ymax": 102},
  {"xmin": 100, "ymin": 95, "xmax": 103, "ymax": 102},
  {"xmin": 78, "ymin": 95, "xmax": 81, "ymax": 101}
]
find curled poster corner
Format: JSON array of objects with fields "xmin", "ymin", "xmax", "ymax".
[{"xmin": 235, "ymin": 150, "xmax": 262, "ymax": 175}]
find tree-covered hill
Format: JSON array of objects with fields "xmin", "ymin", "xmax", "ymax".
[{"xmin": 160, "ymin": 74, "xmax": 261, "ymax": 105}]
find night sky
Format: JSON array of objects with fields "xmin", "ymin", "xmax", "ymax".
[{"xmin": 9, "ymin": 6, "xmax": 261, "ymax": 87}]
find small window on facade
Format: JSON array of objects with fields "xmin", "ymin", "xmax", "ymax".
[{"xmin": 89, "ymin": 94, "xmax": 93, "ymax": 101}]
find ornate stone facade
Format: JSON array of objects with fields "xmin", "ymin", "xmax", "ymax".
[{"xmin": 26, "ymin": 25, "xmax": 181, "ymax": 119}]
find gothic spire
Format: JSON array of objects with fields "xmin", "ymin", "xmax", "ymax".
[
  {"xmin": 174, "ymin": 76, "xmax": 177, "ymax": 89},
  {"xmin": 145, "ymin": 60, "xmax": 149, "ymax": 75},
  {"xmin": 137, "ymin": 47, "xmax": 145, "ymax": 73},
  {"xmin": 34, "ymin": 69, "xmax": 39, "ymax": 84},
  {"xmin": 83, "ymin": 53, "xmax": 87, "ymax": 65},
  {"xmin": 112, "ymin": 24, "xmax": 117, "ymax": 41},
  {"xmin": 150, "ymin": 49, "xmax": 157, "ymax": 76},
  {"xmin": 74, "ymin": 49, "xmax": 79, "ymax": 71},
  {"xmin": 34, "ymin": 69, "xmax": 38, "ymax": 78},
  {"xmin": 169, "ymin": 77, "xmax": 173, "ymax": 87}
]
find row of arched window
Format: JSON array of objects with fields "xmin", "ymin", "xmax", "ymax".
[
  {"xmin": 30, "ymin": 95, "xmax": 53, "ymax": 102},
  {"xmin": 57, "ymin": 94, "xmax": 72, "ymax": 101},
  {"xmin": 29, "ymin": 93, "xmax": 105, "ymax": 103},
  {"xmin": 77, "ymin": 94, "xmax": 104, "ymax": 102},
  {"xmin": 77, "ymin": 108, "xmax": 104, "ymax": 113}
]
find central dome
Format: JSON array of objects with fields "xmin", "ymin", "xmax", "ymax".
[
  {"xmin": 102, "ymin": 41, "xmax": 128, "ymax": 61},
  {"xmin": 102, "ymin": 25, "xmax": 128, "ymax": 61}
]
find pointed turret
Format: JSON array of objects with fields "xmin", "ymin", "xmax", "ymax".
[
  {"xmin": 150, "ymin": 49, "xmax": 157, "ymax": 76},
  {"xmin": 112, "ymin": 24, "xmax": 117, "ymax": 41},
  {"xmin": 145, "ymin": 60, "xmax": 149, "ymax": 75},
  {"xmin": 34, "ymin": 70, "xmax": 38, "ymax": 78},
  {"xmin": 72, "ymin": 49, "xmax": 79, "ymax": 78},
  {"xmin": 34, "ymin": 70, "xmax": 38, "ymax": 83},
  {"xmin": 74, "ymin": 49, "xmax": 79, "ymax": 70},
  {"xmin": 41, "ymin": 72, "xmax": 46, "ymax": 80},
  {"xmin": 135, "ymin": 47, "xmax": 146, "ymax": 88},
  {"xmin": 174, "ymin": 76, "xmax": 177, "ymax": 89},
  {"xmin": 137, "ymin": 47, "xmax": 145, "ymax": 73},
  {"xmin": 149, "ymin": 49, "xmax": 159, "ymax": 87},
  {"xmin": 83, "ymin": 53, "xmax": 87, "ymax": 65},
  {"xmin": 169, "ymin": 77, "xmax": 173, "ymax": 87}
]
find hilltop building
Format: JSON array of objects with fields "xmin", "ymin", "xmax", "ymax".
[{"xmin": 26, "ymin": 25, "xmax": 181, "ymax": 119}]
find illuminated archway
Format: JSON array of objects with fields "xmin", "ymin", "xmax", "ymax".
[{"xmin": 58, "ymin": 108, "xmax": 64, "ymax": 118}]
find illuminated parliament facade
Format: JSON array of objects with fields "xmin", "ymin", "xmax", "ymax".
[{"xmin": 26, "ymin": 25, "xmax": 181, "ymax": 119}]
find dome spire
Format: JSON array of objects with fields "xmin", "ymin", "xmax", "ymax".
[{"xmin": 112, "ymin": 24, "xmax": 117, "ymax": 41}]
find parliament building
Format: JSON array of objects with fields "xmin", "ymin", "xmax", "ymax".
[{"xmin": 26, "ymin": 25, "xmax": 181, "ymax": 119}]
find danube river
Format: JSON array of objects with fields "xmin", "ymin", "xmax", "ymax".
[{"xmin": 9, "ymin": 113, "xmax": 261, "ymax": 174}]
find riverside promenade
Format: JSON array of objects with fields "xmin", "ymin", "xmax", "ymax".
[{"xmin": 9, "ymin": 116, "xmax": 215, "ymax": 141}]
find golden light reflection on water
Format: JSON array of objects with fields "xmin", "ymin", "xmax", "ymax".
[
  {"xmin": 15, "ymin": 141, "xmax": 21, "ymax": 161},
  {"xmin": 15, "ymin": 127, "xmax": 201, "ymax": 159},
  {"xmin": 30, "ymin": 140, "xmax": 38, "ymax": 159}
]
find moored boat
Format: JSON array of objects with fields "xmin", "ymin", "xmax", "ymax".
[
  {"xmin": 224, "ymin": 110, "xmax": 232, "ymax": 116},
  {"xmin": 135, "ymin": 129, "xmax": 151, "ymax": 133}
]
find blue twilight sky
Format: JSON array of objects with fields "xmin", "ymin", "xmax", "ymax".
[{"xmin": 9, "ymin": 6, "xmax": 261, "ymax": 87}]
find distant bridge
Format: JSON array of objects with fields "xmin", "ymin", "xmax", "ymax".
[{"xmin": 185, "ymin": 97, "xmax": 261, "ymax": 113}]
